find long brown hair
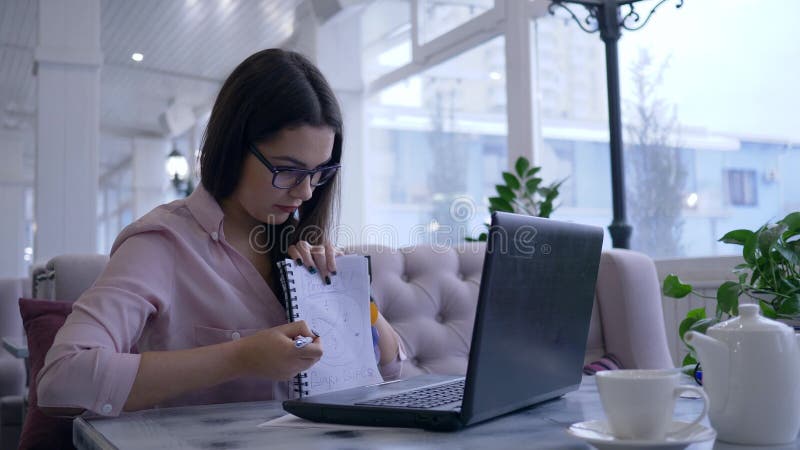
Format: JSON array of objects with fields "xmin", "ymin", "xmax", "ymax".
[{"xmin": 200, "ymin": 49, "xmax": 342, "ymax": 258}]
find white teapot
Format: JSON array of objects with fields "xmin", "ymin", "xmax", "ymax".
[{"xmin": 686, "ymin": 303, "xmax": 800, "ymax": 445}]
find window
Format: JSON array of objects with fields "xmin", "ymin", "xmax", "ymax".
[
  {"xmin": 726, "ymin": 169, "xmax": 757, "ymax": 207},
  {"xmin": 533, "ymin": 1, "xmax": 800, "ymax": 257},
  {"xmin": 365, "ymin": 36, "xmax": 507, "ymax": 246},
  {"xmin": 361, "ymin": 1, "xmax": 411, "ymax": 84},
  {"xmin": 417, "ymin": 0, "xmax": 495, "ymax": 44}
]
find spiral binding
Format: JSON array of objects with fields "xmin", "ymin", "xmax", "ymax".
[{"xmin": 278, "ymin": 260, "xmax": 312, "ymax": 398}]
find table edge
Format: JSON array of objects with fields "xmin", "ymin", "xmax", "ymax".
[{"xmin": 74, "ymin": 416, "xmax": 118, "ymax": 450}]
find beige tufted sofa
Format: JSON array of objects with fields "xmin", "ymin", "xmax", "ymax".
[
  {"xmin": 350, "ymin": 243, "xmax": 674, "ymax": 378},
  {"xmin": 26, "ymin": 246, "xmax": 673, "ymax": 378}
]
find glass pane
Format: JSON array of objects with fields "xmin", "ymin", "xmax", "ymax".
[
  {"xmin": 361, "ymin": 1, "xmax": 412, "ymax": 83},
  {"xmin": 531, "ymin": 16, "xmax": 613, "ymax": 246},
  {"xmin": 618, "ymin": 1, "xmax": 800, "ymax": 258},
  {"xmin": 533, "ymin": 2, "xmax": 800, "ymax": 258},
  {"xmin": 417, "ymin": 0, "xmax": 495, "ymax": 44},
  {"xmin": 365, "ymin": 36, "xmax": 507, "ymax": 247}
]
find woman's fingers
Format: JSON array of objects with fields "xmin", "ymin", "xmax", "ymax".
[
  {"xmin": 288, "ymin": 242, "xmax": 317, "ymax": 274},
  {"xmin": 310, "ymin": 245, "xmax": 329, "ymax": 283},
  {"xmin": 324, "ymin": 242, "xmax": 338, "ymax": 276},
  {"xmin": 288, "ymin": 241, "xmax": 341, "ymax": 284}
]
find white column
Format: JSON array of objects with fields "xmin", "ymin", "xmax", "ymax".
[
  {"xmin": 316, "ymin": 8, "xmax": 367, "ymax": 246},
  {"xmin": 503, "ymin": 0, "xmax": 535, "ymax": 167},
  {"xmin": 0, "ymin": 131, "xmax": 31, "ymax": 277},
  {"xmin": 34, "ymin": 0, "xmax": 102, "ymax": 263},
  {"xmin": 132, "ymin": 137, "xmax": 169, "ymax": 219}
]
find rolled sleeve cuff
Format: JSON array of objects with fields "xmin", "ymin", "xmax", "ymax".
[
  {"xmin": 379, "ymin": 335, "xmax": 408, "ymax": 381},
  {"xmin": 93, "ymin": 352, "xmax": 141, "ymax": 416}
]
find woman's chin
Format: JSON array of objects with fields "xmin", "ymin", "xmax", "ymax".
[{"xmin": 258, "ymin": 212, "xmax": 292, "ymax": 225}]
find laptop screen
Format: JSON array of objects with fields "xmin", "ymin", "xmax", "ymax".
[{"xmin": 461, "ymin": 212, "xmax": 603, "ymax": 425}]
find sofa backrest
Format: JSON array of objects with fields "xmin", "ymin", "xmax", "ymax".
[
  {"xmin": 351, "ymin": 243, "xmax": 676, "ymax": 377},
  {"xmin": 40, "ymin": 254, "xmax": 109, "ymax": 302},
  {"xmin": 350, "ymin": 243, "xmax": 485, "ymax": 378}
]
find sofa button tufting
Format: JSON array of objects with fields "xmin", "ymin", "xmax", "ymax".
[
  {"xmin": 457, "ymin": 273, "xmax": 465, "ymax": 280},
  {"xmin": 401, "ymin": 274, "xmax": 409, "ymax": 282},
  {"xmin": 435, "ymin": 314, "xmax": 444, "ymax": 323}
]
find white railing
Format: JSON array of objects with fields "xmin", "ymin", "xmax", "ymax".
[{"xmin": 654, "ymin": 255, "xmax": 743, "ymax": 366}]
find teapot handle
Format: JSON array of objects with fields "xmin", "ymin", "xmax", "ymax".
[{"xmin": 668, "ymin": 385, "xmax": 709, "ymax": 437}]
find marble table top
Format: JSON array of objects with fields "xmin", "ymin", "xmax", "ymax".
[{"xmin": 73, "ymin": 376, "xmax": 793, "ymax": 450}]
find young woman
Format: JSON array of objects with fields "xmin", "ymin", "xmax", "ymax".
[{"xmin": 37, "ymin": 49, "xmax": 403, "ymax": 417}]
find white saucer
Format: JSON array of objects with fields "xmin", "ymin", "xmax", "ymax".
[{"xmin": 566, "ymin": 420, "xmax": 716, "ymax": 450}]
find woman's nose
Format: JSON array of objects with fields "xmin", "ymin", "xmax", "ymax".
[{"xmin": 289, "ymin": 175, "xmax": 314, "ymax": 201}]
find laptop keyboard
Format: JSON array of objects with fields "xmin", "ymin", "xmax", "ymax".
[{"xmin": 356, "ymin": 379, "xmax": 465, "ymax": 409}]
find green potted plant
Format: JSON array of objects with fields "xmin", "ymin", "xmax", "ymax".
[
  {"xmin": 662, "ymin": 211, "xmax": 800, "ymax": 367},
  {"xmin": 468, "ymin": 156, "xmax": 565, "ymax": 242}
]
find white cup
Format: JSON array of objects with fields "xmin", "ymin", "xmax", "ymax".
[{"xmin": 596, "ymin": 369, "xmax": 709, "ymax": 440}]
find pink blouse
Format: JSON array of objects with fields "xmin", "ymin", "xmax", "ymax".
[{"xmin": 37, "ymin": 185, "xmax": 402, "ymax": 416}]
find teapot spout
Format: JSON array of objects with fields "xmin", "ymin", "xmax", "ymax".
[{"xmin": 685, "ymin": 331, "xmax": 729, "ymax": 411}]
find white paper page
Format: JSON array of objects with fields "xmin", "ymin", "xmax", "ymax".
[{"xmin": 286, "ymin": 255, "xmax": 382, "ymax": 396}]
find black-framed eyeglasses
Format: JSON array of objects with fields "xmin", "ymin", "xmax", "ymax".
[{"xmin": 248, "ymin": 144, "xmax": 340, "ymax": 189}]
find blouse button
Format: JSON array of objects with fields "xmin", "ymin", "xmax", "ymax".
[
  {"xmin": 101, "ymin": 403, "xmax": 112, "ymax": 414},
  {"xmin": 231, "ymin": 331, "xmax": 241, "ymax": 341},
  {"xmin": 210, "ymin": 231, "xmax": 219, "ymax": 241}
]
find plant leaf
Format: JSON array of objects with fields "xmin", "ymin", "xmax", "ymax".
[
  {"xmin": 514, "ymin": 157, "xmax": 530, "ymax": 178},
  {"xmin": 489, "ymin": 196, "xmax": 513, "ymax": 212},
  {"xmin": 663, "ymin": 274, "xmax": 692, "ymax": 298},
  {"xmin": 775, "ymin": 242, "xmax": 800, "ymax": 267},
  {"xmin": 681, "ymin": 353, "xmax": 697, "ymax": 368},
  {"xmin": 679, "ymin": 307, "xmax": 706, "ymax": 340},
  {"xmin": 679, "ymin": 317, "xmax": 698, "ymax": 341},
  {"xmin": 502, "ymin": 172, "xmax": 520, "ymax": 190},
  {"xmin": 495, "ymin": 185, "xmax": 515, "ymax": 202},
  {"xmin": 781, "ymin": 211, "xmax": 800, "ymax": 233},
  {"xmin": 686, "ymin": 307, "xmax": 707, "ymax": 320},
  {"xmin": 716, "ymin": 281, "xmax": 740, "ymax": 315},
  {"xmin": 760, "ymin": 300, "xmax": 778, "ymax": 319},
  {"xmin": 539, "ymin": 201, "xmax": 553, "ymax": 218},
  {"xmin": 777, "ymin": 294, "xmax": 800, "ymax": 318},
  {"xmin": 690, "ymin": 318, "xmax": 716, "ymax": 334},
  {"xmin": 757, "ymin": 224, "xmax": 787, "ymax": 262},
  {"xmin": 743, "ymin": 232, "xmax": 758, "ymax": 265},
  {"xmin": 525, "ymin": 178, "xmax": 542, "ymax": 194},
  {"xmin": 525, "ymin": 167, "xmax": 541, "ymax": 178},
  {"xmin": 719, "ymin": 229, "xmax": 754, "ymax": 246}
]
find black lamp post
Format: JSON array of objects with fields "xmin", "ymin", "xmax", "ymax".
[
  {"xmin": 165, "ymin": 148, "xmax": 194, "ymax": 197},
  {"xmin": 549, "ymin": 0, "xmax": 684, "ymax": 248}
]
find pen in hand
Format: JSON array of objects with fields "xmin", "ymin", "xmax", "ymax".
[{"xmin": 294, "ymin": 336, "xmax": 314, "ymax": 348}]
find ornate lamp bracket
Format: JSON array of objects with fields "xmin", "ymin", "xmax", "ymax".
[
  {"xmin": 619, "ymin": 0, "xmax": 684, "ymax": 31},
  {"xmin": 548, "ymin": 1, "xmax": 601, "ymax": 34}
]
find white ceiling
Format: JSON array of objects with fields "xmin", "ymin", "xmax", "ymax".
[{"xmin": 0, "ymin": 0, "xmax": 300, "ymax": 165}]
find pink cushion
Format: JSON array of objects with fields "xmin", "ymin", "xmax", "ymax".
[
  {"xmin": 18, "ymin": 298, "xmax": 75, "ymax": 450},
  {"xmin": 583, "ymin": 353, "xmax": 623, "ymax": 375}
]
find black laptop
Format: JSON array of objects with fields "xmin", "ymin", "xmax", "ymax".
[{"xmin": 283, "ymin": 212, "xmax": 604, "ymax": 431}]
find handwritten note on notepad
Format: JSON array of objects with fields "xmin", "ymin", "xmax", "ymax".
[{"xmin": 279, "ymin": 255, "xmax": 382, "ymax": 397}]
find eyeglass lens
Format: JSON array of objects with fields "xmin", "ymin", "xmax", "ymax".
[{"xmin": 273, "ymin": 167, "xmax": 337, "ymax": 188}]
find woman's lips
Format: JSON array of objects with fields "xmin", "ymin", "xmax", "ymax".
[{"xmin": 275, "ymin": 205, "xmax": 298, "ymax": 213}]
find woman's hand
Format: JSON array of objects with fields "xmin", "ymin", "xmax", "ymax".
[
  {"xmin": 287, "ymin": 241, "xmax": 344, "ymax": 284},
  {"xmin": 233, "ymin": 321, "xmax": 322, "ymax": 380}
]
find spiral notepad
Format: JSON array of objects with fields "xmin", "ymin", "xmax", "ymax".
[{"xmin": 277, "ymin": 254, "xmax": 382, "ymax": 398}]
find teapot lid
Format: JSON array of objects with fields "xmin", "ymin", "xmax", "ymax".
[{"xmin": 710, "ymin": 303, "xmax": 792, "ymax": 333}]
